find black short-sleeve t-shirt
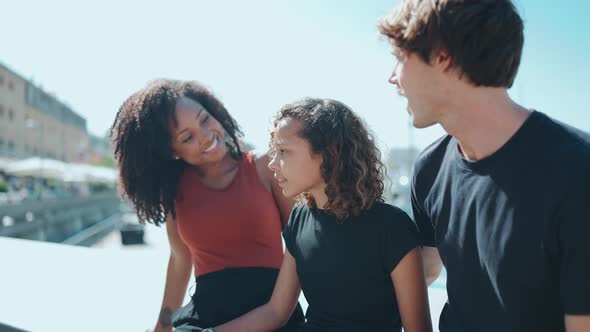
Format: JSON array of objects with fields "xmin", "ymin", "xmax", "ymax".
[
  {"xmin": 411, "ymin": 111, "xmax": 590, "ymax": 332},
  {"xmin": 283, "ymin": 202, "xmax": 419, "ymax": 332}
]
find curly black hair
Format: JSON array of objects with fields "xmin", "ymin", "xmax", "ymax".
[
  {"xmin": 110, "ymin": 79, "xmax": 243, "ymax": 226},
  {"xmin": 272, "ymin": 98, "xmax": 385, "ymax": 220}
]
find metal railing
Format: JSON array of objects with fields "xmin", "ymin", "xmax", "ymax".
[
  {"xmin": 0, "ymin": 190, "xmax": 122, "ymax": 243},
  {"xmin": 62, "ymin": 213, "xmax": 121, "ymax": 246}
]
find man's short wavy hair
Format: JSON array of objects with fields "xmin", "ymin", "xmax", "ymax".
[
  {"xmin": 379, "ymin": 0, "xmax": 524, "ymax": 88},
  {"xmin": 272, "ymin": 98, "xmax": 385, "ymax": 220}
]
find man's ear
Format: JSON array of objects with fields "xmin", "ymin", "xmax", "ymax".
[{"xmin": 434, "ymin": 49, "xmax": 453, "ymax": 72}]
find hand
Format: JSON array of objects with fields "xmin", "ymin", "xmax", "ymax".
[{"xmin": 146, "ymin": 326, "xmax": 173, "ymax": 332}]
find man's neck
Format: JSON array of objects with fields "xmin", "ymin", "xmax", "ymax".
[{"xmin": 439, "ymin": 88, "xmax": 531, "ymax": 161}]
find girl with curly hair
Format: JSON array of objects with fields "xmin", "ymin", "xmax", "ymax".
[
  {"xmin": 110, "ymin": 79, "xmax": 303, "ymax": 332},
  {"xmin": 210, "ymin": 98, "xmax": 432, "ymax": 332}
]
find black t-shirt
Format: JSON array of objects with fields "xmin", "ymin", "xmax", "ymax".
[
  {"xmin": 412, "ymin": 111, "xmax": 590, "ymax": 332},
  {"xmin": 283, "ymin": 202, "xmax": 419, "ymax": 332}
]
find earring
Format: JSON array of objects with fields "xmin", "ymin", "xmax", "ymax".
[{"xmin": 174, "ymin": 156, "xmax": 180, "ymax": 160}]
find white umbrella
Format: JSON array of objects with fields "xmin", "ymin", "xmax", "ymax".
[
  {"xmin": 65, "ymin": 163, "xmax": 117, "ymax": 184},
  {"xmin": 86, "ymin": 166, "xmax": 117, "ymax": 184},
  {"xmin": 63, "ymin": 164, "xmax": 88, "ymax": 182},
  {"xmin": 0, "ymin": 157, "xmax": 17, "ymax": 172},
  {"xmin": 5, "ymin": 157, "xmax": 67, "ymax": 180}
]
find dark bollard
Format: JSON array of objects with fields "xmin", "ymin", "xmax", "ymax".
[{"xmin": 119, "ymin": 222, "xmax": 145, "ymax": 245}]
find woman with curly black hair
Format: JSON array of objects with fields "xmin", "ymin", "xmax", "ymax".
[
  {"xmin": 110, "ymin": 79, "xmax": 303, "ymax": 332},
  {"xmin": 212, "ymin": 98, "xmax": 432, "ymax": 332}
]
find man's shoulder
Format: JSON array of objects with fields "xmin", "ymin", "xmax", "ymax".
[
  {"xmin": 414, "ymin": 134, "xmax": 453, "ymax": 176},
  {"xmin": 536, "ymin": 112, "xmax": 590, "ymax": 164}
]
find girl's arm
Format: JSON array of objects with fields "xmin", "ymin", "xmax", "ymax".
[
  {"xmin": 391, "ymin": 247, "xmax": 433, "ymax": 332},
  {"xmin": 215, "ymin": 250, "xmax": 302, "ymax": 332},
  {"xmin": 565, "ymin": 315, "xmax": 590, "ymax": 332}
]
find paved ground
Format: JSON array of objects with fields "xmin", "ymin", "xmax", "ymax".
[{"xmin": 0, "ymin": 213, "xmax": 447, "ymax": 331}]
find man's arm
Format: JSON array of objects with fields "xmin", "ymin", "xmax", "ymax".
[
  {"xmin": 392, "ymin": 247, "xmax": 433, "ymax": 332},
  {"xmin": 558, "ymin": 178, "xmax": 590, "ymax": 330},
  {"xmin": 421, "ymin": 246, "xmax": 443, "ymax": 286}
]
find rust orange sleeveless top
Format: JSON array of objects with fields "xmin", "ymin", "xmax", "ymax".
[{"xmin": 175, "ymin": 151, "xmax": 284, "ymax": 277}]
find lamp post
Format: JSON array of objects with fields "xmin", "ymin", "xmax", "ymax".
[{"xmin": 25, "ymin": 116, "xmax": 45, "ymax": 177}]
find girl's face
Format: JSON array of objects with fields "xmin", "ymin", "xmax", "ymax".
[
  {"xmin": 268, "ymin": 117, "xmax": 324, "ymax": 199},
  {"xmin": 169, "ymin": 97, "xmax": 227, "ymax": 166}
]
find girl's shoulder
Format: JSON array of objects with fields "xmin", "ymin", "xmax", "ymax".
[
  {"xmin": 370, "ymin": 202, "xmax": 409, "ymax": 218},
  {"xmin": 367, "ymin": 202, "xmax": 416, "ymax": 230},
  {"xmin": 291, "ymin": 202, "xmax": 311, "ymax": 220}
]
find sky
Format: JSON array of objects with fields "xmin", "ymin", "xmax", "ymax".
[{"xmin": 1, "ymin": 0, "xmax": 589, "ymax": 153}]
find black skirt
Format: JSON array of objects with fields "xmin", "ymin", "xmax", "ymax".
[{"xmin": 173, "ymin": 267, "xmax": 305, "ymax": 331}]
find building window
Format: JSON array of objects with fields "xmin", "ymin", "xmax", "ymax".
[
  {"xmin": 0, "ymin": 105, "xmax": 4, "ymax": 118},
  {"xmin": 8, "ymin": 141, "xmax": 14, "ymax": 151},
  {"xmin": 8, "ymin": 81, "xmax": 14, "ymax": 91},
  {"xmin": 8, "ymin": 108, "xmax": 14, "ymax": 121},
  {"xmin": 0, "ymin": 75, "xmax": 4, "ymax": 86}
]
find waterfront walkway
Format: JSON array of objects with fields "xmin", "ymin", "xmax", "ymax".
[{"xmin": 0, "ymin": 214, "xmax": 447, "ymax": 331}]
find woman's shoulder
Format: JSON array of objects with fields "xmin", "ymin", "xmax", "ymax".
[
  {"xmin": 238, "ymin": 149, "xmax": 268, "ymax": 169},
  {"xmin": 248, "ymin": 149, "xmax": 270, "ymax": 166},
  {"xmin": 246, "ymin": 150, "xmax": 273, "ymax": 189}
]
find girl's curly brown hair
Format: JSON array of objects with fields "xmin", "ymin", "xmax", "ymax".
[
  {"xmin": 110, "ymin": 79, "xmax": 243, "ymax": 226},
  {"xmin": 273, "ymin": 98, "xmax": 385, "ymax": 220}
]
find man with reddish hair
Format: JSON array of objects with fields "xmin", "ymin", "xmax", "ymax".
[{"xmin": 379, "ymin": 1, "xmax": 590, "ymax": 331}]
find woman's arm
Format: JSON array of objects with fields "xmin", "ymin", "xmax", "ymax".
[
  {"xmin": 152, "ymin": 214, "xmax": 193, "ymax": 332},
  {"xmin": 391, "ymin": 247, "xmax": 433, "ymax": 332},
  {"xmin": 215, "ymin": 250, "xmax": 302, "ymax": 332}
]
